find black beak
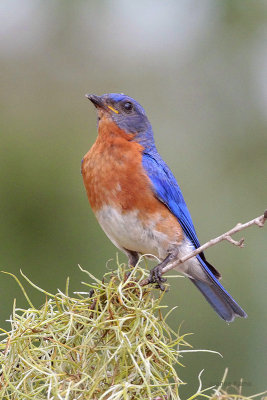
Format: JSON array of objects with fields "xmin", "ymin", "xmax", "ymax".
[{"xmin": 85, "ymin": 94, "xmax": 105, "ymax": 108}]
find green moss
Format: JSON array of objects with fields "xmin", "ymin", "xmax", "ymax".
[{"xmin": 0, "ymin": 260, "xmax": 265, "ymax": 400}]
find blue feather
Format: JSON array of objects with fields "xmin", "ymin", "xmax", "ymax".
[
  {"xmin": 142, "ymin": 151, "xmax": 200, "ymax": 247},
  {"xmin": 142, "ymin": 151, "xmax": 247, "ymax": 321}
]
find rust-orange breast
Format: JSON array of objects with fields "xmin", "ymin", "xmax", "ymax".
[{"xmin": 81, "ymin": 117, "xmax": 183, "ymax": 241}]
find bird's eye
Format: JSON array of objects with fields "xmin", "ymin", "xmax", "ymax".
[{"xmin": 122, "ymin": 101, "xmax": 133, "ymax": 112}]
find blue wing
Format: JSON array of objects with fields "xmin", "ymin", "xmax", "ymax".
[
  {"xmin": 142, "ymin": 151, "xmax": 220, "ymax": 276},
  {"xmin": 142, "ymin": 151, "xmax": 201, "ymax": 249},
  {"xmin": 142, "ymin": 151, "xmax": 247, "ymax": 322}
]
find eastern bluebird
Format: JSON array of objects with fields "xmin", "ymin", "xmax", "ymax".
[{"xmin": 82, "ymin": 93, "xmax": 247, "ymax": 322}]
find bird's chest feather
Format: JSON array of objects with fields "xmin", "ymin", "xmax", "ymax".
[
  {"xmin": 82, "ymin": 125, "xmax": 183, "ymax": 257},
  {"xmin": 82, "ymin": 135, "xmax": 148, "ymax": 212}
]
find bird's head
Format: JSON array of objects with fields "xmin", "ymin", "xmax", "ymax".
[{"xmin": 86, "ymin": 93, "xmax": 155, "ymax": 149}]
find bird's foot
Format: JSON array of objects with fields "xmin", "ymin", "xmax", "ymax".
[{"xmin": 148, "ymin": 264, "xmax": 167, "ymax": 291}]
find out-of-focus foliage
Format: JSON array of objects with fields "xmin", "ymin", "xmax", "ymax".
[{"xmin": 0, "ymin": 1, "xmax": 266, "ymax": 397}]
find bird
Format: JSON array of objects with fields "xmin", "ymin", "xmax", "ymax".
[{"xmin": 81, "ymin": 92, "xmax": 247, "ymax": 322}]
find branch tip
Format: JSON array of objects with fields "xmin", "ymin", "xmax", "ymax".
[{"xmin": 255, "ymin": 212, "xmax": 266, "ymax": 227}]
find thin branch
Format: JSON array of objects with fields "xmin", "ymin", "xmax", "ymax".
[{"xmin": 140, "ymin": 210, "xmax": 267, "ymax": 286}]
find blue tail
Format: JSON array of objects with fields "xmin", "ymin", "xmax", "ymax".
[{"xmin": 191, "ymin": 256, "xmax": 247, "ymax": 322}]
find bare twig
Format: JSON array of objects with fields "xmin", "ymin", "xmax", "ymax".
[{"xmin": 140, "ymin": 210, "xmax": 267, "ymax": 286}]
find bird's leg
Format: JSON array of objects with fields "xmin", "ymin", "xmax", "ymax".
[
  {"xmin": 124, "ymin": 249, "xmax": 139, "ymax": 280},
  {"xmin": 148, "ymin": 248, "xmax": 180, "ymax": 291},
  {"xmin": 125, "ymin": 249, "xmax": 139, "ymax": 267}
]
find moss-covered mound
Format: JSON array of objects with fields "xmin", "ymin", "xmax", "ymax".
[{"xmin": 0, "ymin": 260, "xmax": 265, "ymax": 400}]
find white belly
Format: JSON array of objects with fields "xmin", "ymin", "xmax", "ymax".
[
  {"xmin": 95, "ymin": 205, "xmax": 205, "ymax": 281},
  {"xmin": 95, "ymin": 205, "xmax": 172, "ymax": 259}
]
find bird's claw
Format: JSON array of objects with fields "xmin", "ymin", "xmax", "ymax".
[{"xmin": 148, "ymin": 265, "xmax": 167, "ymax": 291}]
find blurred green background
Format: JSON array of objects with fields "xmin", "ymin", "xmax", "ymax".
[{"xmin": 0, "ymin": 0, "xmax": 266, "ymax": 397}]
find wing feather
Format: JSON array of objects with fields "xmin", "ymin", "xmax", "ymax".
[{"xmin": 142, "ymin": 152, "xmax": 200, "ymax": 248}]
